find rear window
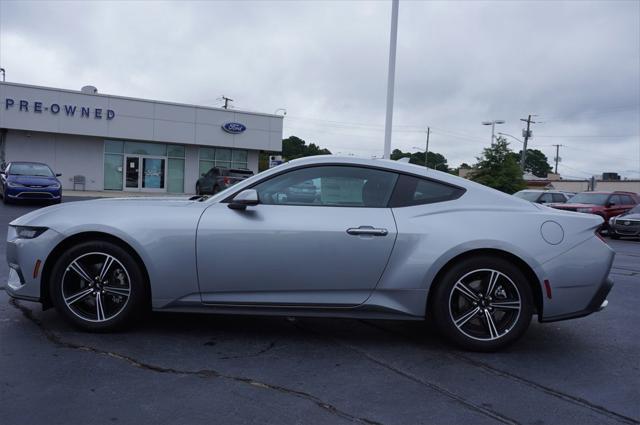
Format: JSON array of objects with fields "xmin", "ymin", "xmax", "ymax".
[
  {"xmin": 567, "ymin": 193, "xmax": 609, "ymax": 205},
  {"xmin": 514, "ymin": 191, "xmax": 540, "ymax": 202},
  {"xmin": 389, "ymin": 174, "xmax": 464, "ymax": 207}
]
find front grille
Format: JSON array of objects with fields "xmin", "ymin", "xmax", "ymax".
[
  {"xmin": 614, "ymin": 220, "xmax": 640, "ymax": 235},
  {"xmin": 16, "ymin": 192, "xmax": 54, "ymax": 199}
]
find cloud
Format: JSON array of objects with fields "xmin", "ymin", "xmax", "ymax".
[{"xmin": 0, "ymin": 0, "xmax": 638, "ymax": 177}]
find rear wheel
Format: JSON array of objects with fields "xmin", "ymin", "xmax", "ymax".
[
  {"xmin": 50, "ymin": 241, "xmax": 147, "ymax": 331},
  {"xmin": 431, "ymin": 256, "xmax": 533, "ymax": 351}
]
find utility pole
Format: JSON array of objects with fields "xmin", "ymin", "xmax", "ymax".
[
  {"xmin": 552, "ymin": 144, "xmax": 563, "ymax": 174},
  {"xmin": 424, "ymin": 127, "xmax": 430, "ymax": 168},
  {"xmin": 382, "ymin": 0, "xmax": 399, "ymax": 159},
  {"xmin": 519, "ymin": 115, "xmax": 536, "ymax": 171},
  {"xmin": 221, "ymin": 95, "xmax": 233, "ymax": 109}
]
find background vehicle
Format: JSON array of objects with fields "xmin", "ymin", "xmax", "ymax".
[
  {"xmin": 196, "ymin": 167, "xmax": 254, "ymax": 195},
  {"xmin": 6, "ymin": 156, "xmax": 614, "ymax": 351},
  {"xmin": 548, "ymin": 191, "xmax": 639, "ymax": 228},
  {"xmin": 514, "ymin": 190, "xmax": 571, "ymax": 204},
  {"xmin": 609, "ymin": 204, "xmax": 640, "ymax": 239},
  {"xmin": 0, "ymin": 161, "xmax": 62, "ymax": 204}
]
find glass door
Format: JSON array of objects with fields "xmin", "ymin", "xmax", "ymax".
[
  {"xmin": 142, "ymin": 157, "xmax": 166, "ymax": 190},
  {"xmin": 123, "ymin": 155, "xmax": 167, "ymax": 192},
  {"xmin": 125, "ymin": 156, "xmax": 140, "ymax": 189}
]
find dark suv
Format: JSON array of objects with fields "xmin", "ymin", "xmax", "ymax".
[
  {"xmin": 549, "ymin": 191, "xmax": 639, "ymax": 228},
  {"xmin": 196, "ymin": 167, "xmax": 254, "ymax": 195}
]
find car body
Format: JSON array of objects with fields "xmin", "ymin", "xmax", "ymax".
[
  {"xmin": 513, "ymin": 190, "xmax": 572, "ymax": 204},
  {"xmin": 0, "ymin": 161, "xmax": 62, "ymax": 204},
  {"xmin": 609, "ymin": 204, "xmax": 640, "ymax": 239},
  {"xmin": 548, "ymin": 191, "xmax": 639, "ymax": 225},
  {"xmin": 6, "ymin": 156, "xmax": 615, "ymax": 350},
  {"xmin": 196, "ymin": 167, "xmax": 254, "ymax": 195}
]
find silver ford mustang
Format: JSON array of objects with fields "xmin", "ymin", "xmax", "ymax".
[{"xmin": 6, "ymin": 156, "xmax": 614, "ymax": 351}]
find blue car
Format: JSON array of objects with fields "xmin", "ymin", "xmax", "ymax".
[{"xmin": 0, "ymin": 161, "xmax": 62, "ymax": 204}]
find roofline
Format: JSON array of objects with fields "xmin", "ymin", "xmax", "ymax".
[{"xmin": 0, "ymin": 81, "xmax": 285, "ymax": 120}]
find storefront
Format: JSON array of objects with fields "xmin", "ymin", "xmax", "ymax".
[{"xmin": 0, "ymin": 82, "xmax": 283, "ymax": 193}]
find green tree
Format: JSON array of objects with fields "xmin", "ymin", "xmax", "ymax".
[
  {"xmin": 469, "ymin": 137, "xmax": 526, "ymax": 194},
  {"xmin": 507, "ymin": 149, "xmax": 552, "ymax": 177},
  {"xmin": 282, "ymin": 136, "xmax": 331, "ymax": 160},
  {"xmin": 390, "ymin": 148, "xmax": 449, "ymax": 172}
]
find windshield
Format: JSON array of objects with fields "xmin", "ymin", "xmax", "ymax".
[
  {"xmin": 514, "ymin": 191, "xmax": 540, "ymax": 202},
  {"xmin": 567, "ymin": 193, "xmax": 609, "ymax": 206},
  {"xmin": 9, "ymin": 163, "xmax": 54, "ymax": 177}
]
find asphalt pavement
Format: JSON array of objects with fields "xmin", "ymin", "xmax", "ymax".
[{"xmin": 0, "ymin": 198, "xmax": 638, "ymax": 425}]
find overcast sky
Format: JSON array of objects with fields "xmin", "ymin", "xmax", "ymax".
[{"xmin": 1, "ymin": 0, "xmax": 638, "ymax": 178}]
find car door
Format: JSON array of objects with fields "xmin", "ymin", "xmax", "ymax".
[
  {"xmin": 607, "ymin": 195, "xmax": 625, "ymax": 218},
  {"xmin": 196, "ymin": 165, "xmax": 399, "ymax": 306}
]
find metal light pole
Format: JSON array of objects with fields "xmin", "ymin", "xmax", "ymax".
[
  {"xmin": 383, "ymin": 0, "xmax": 400, "ymax": 159},
  {"xmin": 482, "ymin": 120, "xmax": 505, "ymax": 145}
]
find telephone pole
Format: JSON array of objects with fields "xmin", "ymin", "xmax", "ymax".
[
  {"xmin": 221, "ymin": 95, "xmax": 233, "ymax": 109},
  {"xmin": 424, "ymin": 127, "xmax": 430, "ymax": 168},
  {"xmin": 552, "ymin": 144, "xmax": 563, "ymax": 174},
  {"xmin": 520, "ymin": 115, "xmax": 536, "ymax": 171}
]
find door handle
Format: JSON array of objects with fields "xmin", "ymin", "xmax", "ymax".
[{"xmin": 346, "ymin": 226, "xmax": 388, "ymax": 236}]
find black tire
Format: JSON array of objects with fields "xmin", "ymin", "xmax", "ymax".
[
  {"xmin": 49, "ymin": 240, "xmax": 147, "ymax": 332},
  {"xmin": 431, "ymin": 256, "xmax": 533, "ymax": 352}
]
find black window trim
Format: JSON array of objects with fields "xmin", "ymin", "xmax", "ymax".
[{"xmin": 221, "ymin": 162, "xmax": 466, "ymax": 208}]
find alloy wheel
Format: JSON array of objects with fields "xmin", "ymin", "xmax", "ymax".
[
  {"xmin": 61, "ymin": 252, "xmax": 132, "ymax": 323},
  {"xmin": 448, "ymin": 268, "xmax": 522, "ymax": 341}
]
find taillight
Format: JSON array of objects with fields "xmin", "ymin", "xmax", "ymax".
[{"xmin": 223, "ymin": 177, "xmax": 231, "ymax": 185}]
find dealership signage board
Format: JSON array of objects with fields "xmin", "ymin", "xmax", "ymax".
[{"xmin": 4, "ymin": 98, "xmax": 115, "ymax": 120}]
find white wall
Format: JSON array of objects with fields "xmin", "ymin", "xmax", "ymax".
[{"xmin": 5, "ymin": 130, "xmax": 104, "ymax": 191}]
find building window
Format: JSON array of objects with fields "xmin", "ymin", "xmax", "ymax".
[
  {"xmin": 104, "ymin": 141, "xmax": 186, "ymax": 192},
  {"xmin": 199, "ymin": 148, "xmax": 248, "ymax": 177}
]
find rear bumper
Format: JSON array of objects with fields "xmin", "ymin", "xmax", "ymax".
[{"xmin": 540, "ymin": 276, "xmax": 613, "ymax": 322}]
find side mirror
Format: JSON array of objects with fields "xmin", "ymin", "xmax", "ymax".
[
  {"xmin": 56, "ymin": 173, "xmax": 62, "ymax": 177},
  {"xmin": 228, "ymin": 189, "xmax": 259, "ymax": 210}
]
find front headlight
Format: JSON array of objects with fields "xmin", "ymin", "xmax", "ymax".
[
  {"xmin": 48, "ymin": 183, "xmax": 61, "ymax": 189},
  {"xmin": 576, "ymin": 207, "xmax": 593, "ymax": 213},
  {"xmin": 12, "ymin": 226, "xmax": 48, "ymax": 239},
  {"xmin": 609, "ymin": 217, "xmax": 615, "ymax": 226},
  {"xmin": 7, "ymin": 181, "xmax": 24, "ymax": 188}
]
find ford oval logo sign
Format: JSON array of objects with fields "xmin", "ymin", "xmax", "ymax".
[{"xmin": 222, "ymin": 122, "xmax": 246, "ymax": 134}]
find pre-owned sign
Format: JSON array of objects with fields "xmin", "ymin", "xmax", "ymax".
[{"xmin": 4, "ymin": 98, "xmax": 115, "ymax": 120}]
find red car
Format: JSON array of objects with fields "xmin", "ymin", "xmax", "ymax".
[{"xmin": 548, "ymin": 191, "xmax": 639, "ymax": 228}]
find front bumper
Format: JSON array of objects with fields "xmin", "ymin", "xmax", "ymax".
[
  {"xmin": 5, "ymin": 227, "xmax": 64, "ymax": 303},
  {"xmin": 6, "ymin": 186, "xmax": 61, "ymax": 200}
]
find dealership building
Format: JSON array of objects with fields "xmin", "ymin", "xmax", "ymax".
[{"xmin": 0, "ymin": 82, "xmax": 283, "ymax": 193}]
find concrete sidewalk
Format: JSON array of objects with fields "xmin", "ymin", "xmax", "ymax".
[{"xmin": 63, "ymin": 190, "xmax": 195, "ymax": 198}]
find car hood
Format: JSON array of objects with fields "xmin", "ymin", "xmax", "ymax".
[
  {"xmin": 8, "ymin": 175, "xmax": 58, "ymax": 185},
  {"xmin": 10, "ymin": 196, "xmax": 200, "ymax": 227},
  {"xmin": 615, "ymin": 212, "xmax": 640, "ymax": 220}
]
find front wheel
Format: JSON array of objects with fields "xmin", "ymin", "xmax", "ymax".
[
  {"xmin": 431, "ymin": 256, "xmax": 533, "ymax": 351},
  {"xmin": 50, "ymin": 241, "xmax": 147, "ymax": 331}
]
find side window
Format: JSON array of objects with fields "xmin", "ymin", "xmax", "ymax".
[
  {"xmin": 609, "ymin": 195, "xmax": 621, "ymax": 206},
  {"xmin": 389, "ymin": 174, "xmax": 465, "ymax": 207},
  {"xmin": 552, "ymin": 193, "xmax": 566, "ymax": 203},
  {"xmin": 621, "ymin": 195, "xmax": 634, "ymax": 205},
  {"xmin": 253, "ymin": 166, "xmax": 398, "ymax": 207},
  {"xmin": 539, "ymin": 193, "xmax": 554, "ymax": 203}
]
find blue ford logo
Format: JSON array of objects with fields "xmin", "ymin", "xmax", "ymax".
[{"xmin": 222, "ymin": 122, "xmax": 246, "ymax": 134}]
